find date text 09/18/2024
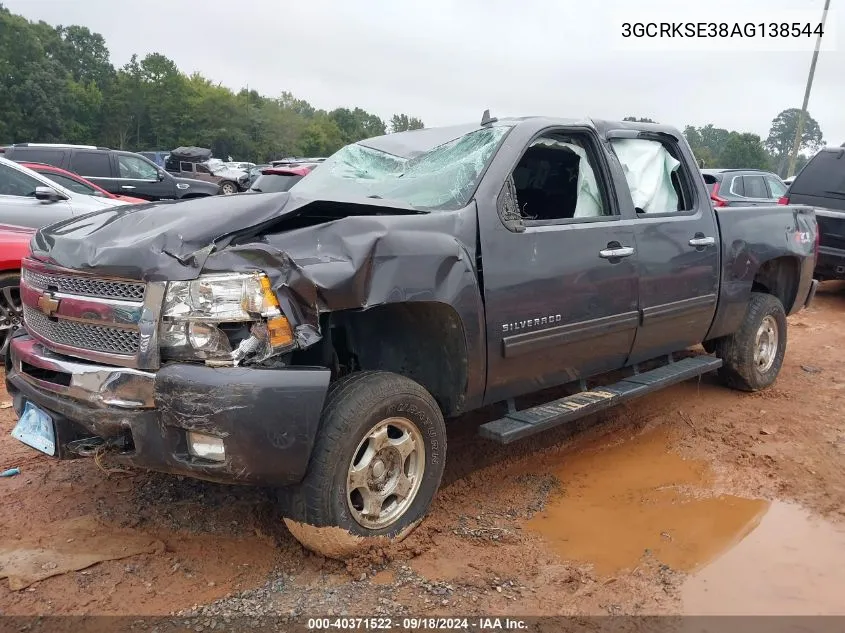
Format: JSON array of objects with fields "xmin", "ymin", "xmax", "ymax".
[{"xmin": 306, "ymin": 617, "xmax": 528, "ymax": 630}]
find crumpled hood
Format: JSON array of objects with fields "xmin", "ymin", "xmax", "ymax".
[{"xmin": 30, "ymin": 191, "xmax": 419, "ymax": 282}]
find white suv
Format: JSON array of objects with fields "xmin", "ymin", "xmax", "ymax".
[{"xmin": 0, "ymin": 156, "xmax": 128, "ymax": 230}]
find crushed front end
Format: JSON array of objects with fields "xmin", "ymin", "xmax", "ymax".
[{"xmin": 4, "ymin": 257, "xmax": 330, "ymax": 485}]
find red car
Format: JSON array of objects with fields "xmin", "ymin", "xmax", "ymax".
[
  {"xmin": 21, "ymin": 162, "xmax": 147, "ymax": 204},
  {"xmin": 0, "ymin": 223, "xmax": 35, "ymax": 359},
  {"xmin": 246, "ymin": 165, "xmax": 315, "ymax": 193}
]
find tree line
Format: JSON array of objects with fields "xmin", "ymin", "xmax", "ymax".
[
  {"xmin": 0, "ymin": 3, "xmax": 827, "ymax": 173},
  {"xmin": 0, "ymin": 4, "xmax": 424, "ymax": 162},
  {"xmin": 624, "ymin": 109, "xmax": 825, "ymax": 178}
]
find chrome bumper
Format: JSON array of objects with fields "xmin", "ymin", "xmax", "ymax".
[{"xmin": 9, "ymin": 334, "xmax": 155, "ymax": 409}]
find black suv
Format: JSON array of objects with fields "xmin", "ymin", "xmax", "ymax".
[
  {"xmin": 1, "ymin": 144, "xmax": 220, "ymax": 201},
  {"xmin": 780, "ymin": 146, "xmax": 845, "ymax": 280},
  {"xmin": 702, "ymin": 168, "xmax": 788, "ymax": 207}
]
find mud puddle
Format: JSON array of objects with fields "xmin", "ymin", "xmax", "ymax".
[
  {"xmin": 682, "ymin": 501, "xmax": 845, "ymax": 614},
  {"xmin": 526, "ymin": 426, "xmax": 845, "ymax": 614}
]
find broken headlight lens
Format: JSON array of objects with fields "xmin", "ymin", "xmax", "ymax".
[
  {"xmin": 160, "ymin": 272, "xmax": 295, "ymax": 362},
  {"xmin": 162, "ymin": 273, "xmax": 280, "ymax": 321}
]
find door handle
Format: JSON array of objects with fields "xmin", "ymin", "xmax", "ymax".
[
  {"xmin": 120, "ymin": 185, "xmax": 136, "ymax": 190},
  {"xmin": 599, "ymin": 246, "xmax": 635, "ymax": 259},
  {"xmin": 689, "ymin": 236, "xmax": 715, "ymax": 247}
]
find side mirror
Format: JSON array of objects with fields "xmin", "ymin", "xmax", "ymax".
[
  {"xmin": 34, "ymin": 186, "xmax": 67, "ymax": 203},
  {"xmin": 157, "ymin": 170, "xmax": 166, "ymax": 181}
]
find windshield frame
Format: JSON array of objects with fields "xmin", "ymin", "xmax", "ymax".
[{"xmin": 289, "ymin": 124, "xmax": 515, "ymax": 212}]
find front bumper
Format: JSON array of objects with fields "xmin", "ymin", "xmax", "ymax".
[{"xmin": 4, "ymin": 332, "xmax": 331, "ymax": 486}]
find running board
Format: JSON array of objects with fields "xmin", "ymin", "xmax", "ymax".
[{"xmin": 478, "ymin": 355, "xmax": 722, "ymax": 444}]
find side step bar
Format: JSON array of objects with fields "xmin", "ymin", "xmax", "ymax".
[{"xmin": 478, "ymin": 355, "xmax": 722, "ymax": 444}]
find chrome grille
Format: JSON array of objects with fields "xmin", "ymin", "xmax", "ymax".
[
  {"xmin": 23, "ymin": 268, "xmax": 146, "ymax": 301},
  {"xmin": 23, "ymin": 305, "xmax": 140, "ymax": 356}
]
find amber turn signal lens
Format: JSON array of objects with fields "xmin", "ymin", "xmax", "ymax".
[{"xmin": 267, "ymin": 315, "xmax": 294, "ymax": 347}]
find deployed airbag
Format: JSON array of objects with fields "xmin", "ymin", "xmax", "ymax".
[{"xmin": 610, "ymin": 138, "xmax": 680, "ymax": 214}]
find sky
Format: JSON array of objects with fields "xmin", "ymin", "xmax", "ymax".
[{"xmin": 7, "ymin": 0, "xmax": 845, "ymax": 145}]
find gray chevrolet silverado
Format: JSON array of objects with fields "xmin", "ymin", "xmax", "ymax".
[{"xmin": 5, "ymin": 115, "xmax": 818, "ymax": 557}]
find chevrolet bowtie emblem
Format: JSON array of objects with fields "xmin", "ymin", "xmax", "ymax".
[{"xmin": 37, "ymin": 293, "xmax": 60, "ymax": 317}]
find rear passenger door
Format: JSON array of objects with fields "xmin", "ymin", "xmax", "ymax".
[
  {"xmin": 69, "ymin": 150, "xmax": 116, "ymax": 193},
  {"xmin": 608, "ymin": 135, "xmax": 719, "ymax": 365},
  {"xmin": 477, "ymin": 126, "xmax": 640, "ymax": 404}
]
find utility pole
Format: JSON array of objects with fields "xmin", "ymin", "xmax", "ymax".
[{"xmin": 787, "ymin": 0, "xmax": 831, "ymax": 178}]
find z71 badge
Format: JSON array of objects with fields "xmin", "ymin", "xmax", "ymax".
[{"xmin": 502, "ymin": 314, "xmax": 562, "ymax": 333}]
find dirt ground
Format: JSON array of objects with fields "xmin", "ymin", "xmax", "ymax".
[{"xmin": 1, "ymin": 283, "xmax": 845, "ymax": 619}]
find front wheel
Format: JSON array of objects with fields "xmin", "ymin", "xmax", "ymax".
[
  {"xmin": 219, "ymin": 181, "xmax": 237, "ymax": 195},
  {"xmin": 282, "ymin": 371, "xmax": 447, "ymax": 559},
  {"xmin": 715, "ymin": 292, "xmax": 787, "ymax": 392},
  {"xmin": 0, "ymin": 272, "xmax": 22, "ymax": 361}
]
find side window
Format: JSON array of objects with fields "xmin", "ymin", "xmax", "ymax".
[
  {"xmin": 743, "ymin": 175, "xmax": 768, "ymax": 198},
  {"xmin": 764, "ymin": 176, "xmax": 787, "ymax": 198},
  {"xmin": 180, "ymin": 161, "xmax": 195, "ymax": 173},
  {"xmin": 729, "ymin": 175, "xmax": 745, "ymax": 196},
  {"xmin": 505, "ymin": 133, "xmax": 610, "ymax": 224},
  {"xmin": 196, "ymin": 163, "xmax": 212, "ymax": 174},
  {"xmin": 43, "ymin": 172, "xmax": 96, "ymax": 195},
  {"xmin": 0, "ymin": 163, "xmax": 43, "ymax": 197},
  {"xmin": 118, "ymin": 155, "xmax": 159, "ymax": 180},
  {"xmin": 14, "ymin": 149, "xmax": 65, "ymax": 166},
  {"xmin": 70, "ymin": 151, "xmax": 112, "ymax": 177},
  {"xmin": 609, "ymin": 138, "xmax": 694, "ymax": 214}
]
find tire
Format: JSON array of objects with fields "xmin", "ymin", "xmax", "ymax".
[
  {"xmin": 0, "ymin": 272, "xmax": 23, "ymax": 361},
  {"xmin": 219, "ymin": 181, "xmax": 237, "ymax": 195},
  {"xmin": 715, "ymin": 292, "xmax": 787, "ymax": 392},
  {"xmin": 282, "ymin": 371, "xmax": 447, "ymax": 559}
]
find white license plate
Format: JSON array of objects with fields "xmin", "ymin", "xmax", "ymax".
[{"xmin": 11, "ymin": 401, "xmax": 56, "ymax": 456}]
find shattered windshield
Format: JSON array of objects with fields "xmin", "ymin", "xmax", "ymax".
[{"xmin": 289, "ymin": 125, "xmax": 513, "ymax": 211}]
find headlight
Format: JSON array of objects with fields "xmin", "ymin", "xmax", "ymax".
[
  {"xmin": 160, "ymin": 272, "xmax": 295, "ymax": 362},
  {"xmin": 162, "ymin": 272, "xmax": 279, "ymax": 321}
]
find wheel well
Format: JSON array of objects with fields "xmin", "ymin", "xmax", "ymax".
[
  {"xmin": 292, "ymin": 302, "xmax": 470, "ymax": 417},
  {"xmin": 751, "ymin": 256, "xmax": 800, "ymax": 313}
]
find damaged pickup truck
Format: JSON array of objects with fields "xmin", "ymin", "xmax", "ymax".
[{"xmin": 5, "ymin": 114, "xmax": 819, "ymax": 557}]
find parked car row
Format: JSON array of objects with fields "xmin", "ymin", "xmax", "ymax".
[{"xmin": 1, "ymin": 144, "xmax": 221, "ymax": 201}]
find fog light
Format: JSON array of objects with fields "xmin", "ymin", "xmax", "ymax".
[{"xmin": 186, "ymin": 431, "xmax": 225, "ymax": 462}]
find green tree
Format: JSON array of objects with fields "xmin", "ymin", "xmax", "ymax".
[
  {"xmin": 765, "ymin": 108, "xmax": 824, "ymax": 177},
  {"xmin": 298, "ymin": 115, "xmax": 345, "ymax": 156},
  {"xmin": 390, "ymin": 114, "xmax": 425, "ymax": 133},
  {"xmin": 720, "ymin": 132, "xmax": 770, "ymax": 170}
]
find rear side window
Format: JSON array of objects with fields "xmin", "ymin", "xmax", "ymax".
[
  {"xmin": 701, "ymin": 173, "xmax": 718, "ymax": 193},
  {"xmin": 610, "ymin": 137, "xmax": 695, "ymax": 214},
  {"xmin": 9, "ymin": 147, "xmax": 66, "ymax": 166},
  {"xmin": 743, "ymin": 175, "xmax": 768, "ymax": 198},
  {"xmin": 71, "ymin": 151, "xmax": 112, "ymax": 177},
  {"xmin": 791, "ymin": 150, "xmax": 845, "ymax": 197},
  {"xmin": 249, "ymin": 173, "xmax": 303, "ymax": 193},
  {"xmin": 765, "ymin": 176, "xmax": 787, "ymax": 198}
]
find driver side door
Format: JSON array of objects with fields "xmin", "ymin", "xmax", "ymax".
[{"xmin": 113, "ymin": 152, "xmax": 172, "ymax": 201}]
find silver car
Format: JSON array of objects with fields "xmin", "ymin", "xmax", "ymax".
[{"xmin": 0, "ymin": 156, "xmax": 128, "ymax": 229}]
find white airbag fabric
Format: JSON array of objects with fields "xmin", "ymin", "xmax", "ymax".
[{"xmin": 611, "ymin": 139, "xmax": 681, "ymax": 214}]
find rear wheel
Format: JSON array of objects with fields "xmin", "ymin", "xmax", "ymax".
[
  {"xmin": 281, "ymin": 371, "xmax": 447, "ymax": 559},
  {"xmin": 715, "ymin": 292, "xmax": 787, "ymax": 392},
  {"xmin": 0, "ymin": 272, "xmax": 22, "ymax": 361}
]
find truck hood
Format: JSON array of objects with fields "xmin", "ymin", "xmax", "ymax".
[
  {"xmin": 30, "ymin": 191, "xmax": 422, "ymax": 282},
  {"xmin": 30, "ymin": 190, "xmax": 480, "ymax": 355}
]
